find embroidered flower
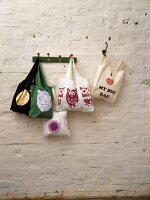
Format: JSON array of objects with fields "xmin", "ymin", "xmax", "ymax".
[
  {"xmin": 37, "ymin": 90, "xmax": 52, "ymax": 112},
  {"xmin": 48, "ymin": 120, "xmax": 60, "ymax": 133}
]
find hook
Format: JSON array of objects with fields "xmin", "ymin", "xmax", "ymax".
[
  {"xmin": 58, "ymin": 55, "xmax": 63, "ymax": 62},
  {"xmin": 69, "ymin": 54, "xmax": 74, "ymax": 63},
  {"xmin": 69, "ymin": 54, "xmax": 73, "ymax": 58},
  {"xmin": 47, "ymin": 53, "xmax": 51, "ymax": 62},
  {"xmin": 105, "ymin": 42, "xmax": 108, "ymax": 50},
  {"xmin": 102, "ymin": 42, "xmax": 108, "ymax": 56}
]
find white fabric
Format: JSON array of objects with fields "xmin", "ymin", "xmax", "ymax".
[
  {"xmin": 43, "ymin": 111, "xmax": 70, "ymax": 137},
  {"xmin": 92, "ymin": 56, "xmax": 127, "ymax": 103},
  {"xmin": 37, "ymin": 90, "xmax": 52, "ymax": 112},
  {"xmin": 57, "ymin": 58, "xmax": 94, "ymax": 112}
]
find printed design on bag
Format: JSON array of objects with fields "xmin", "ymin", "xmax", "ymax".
[
  {"xmin": 37, "ymin": 90, "xmax": 52, "ymax": 112},
  {"xmin": 48, "ymin": 120, "xmax": 60, "ymax": 134},
  {"xmin": 16, "ymin": 89, "xmax": 30, "ymax": 106},
  {"xmin": 106, "ymin": 78, "xmax": 114, "ymax": 85},
  {"xmin": 58, "ymin": 87, "xmax": 65, "ymax": 106},
  {"xmin": 66, "ymin": 88, "xmax": 78, "ymax": 108},
  {"xmin": 106, "ymin": 73, "xmax": 114, "ymax": 85},
  {"xmin": 99, "ymin": 85, "xmax": 116, "ymax": 99},
  {"xmin": 80, "ymin": 87, "xmax": 93, "ymax": 106}
]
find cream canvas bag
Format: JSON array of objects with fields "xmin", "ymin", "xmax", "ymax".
[
  {"xmin": 42, "ymin": 88, "xmax": 70, "ymax": 137},
  {"xmin": 42, "ymin": 111, "xmax": 70, "ymax": 137},
  {"xmin": 57, "ymin": 58, "xmax": 94, "ymax": 112},
  {"xmin": 92, "ymin": 56, "xmax": 127, "ymax": 103}
]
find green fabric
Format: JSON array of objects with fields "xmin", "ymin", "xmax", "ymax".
[{"xmin": 29, "ymin": 64, "xmax": 53, "ymax": 118}]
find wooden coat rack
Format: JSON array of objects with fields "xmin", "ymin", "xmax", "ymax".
[{"xmin": 32, "ymin": 53, "xmax": 77, "ymax": 63}]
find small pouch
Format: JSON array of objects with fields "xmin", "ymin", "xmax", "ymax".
[
  {"xmin": 42, "ymin": 88, "xmax": 70, "ymax": 137},
  {"xmin": 42, "ymin": 111, "xmax": 70, "ymax": 137}
]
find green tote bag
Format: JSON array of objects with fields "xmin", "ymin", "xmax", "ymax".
[{"xmin": 29, "ymin": 64, "xmax": 53, "ymax": 118}]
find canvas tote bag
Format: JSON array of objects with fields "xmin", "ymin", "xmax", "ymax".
[
  {"xmin": 29, "ymin": 64, "xmax": 53, "ymax": 118},
  {"xmin": 92, "ymin": 56, "xmax": 127, "ymax": 103},
  {"xmin": 43, "ymin": 111, "xmax": 70, "ymax": 137},
  {"xmin": 57, "ymin": 58, "xmax": 94, "ymax": 112},
  {"xmin": 10, "ymin": 58, "xmax": 39, "ymax": 115},
  {"xmin": 43, "ymin": 88, "xmax": 70, "ymax": 137}
]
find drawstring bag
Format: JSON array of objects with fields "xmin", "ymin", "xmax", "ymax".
[
  {"xmin": 57, "ymin": 58, "xmax": 94, "ymax": 112},
  {"xmin": 43, "ymin": 88, "xmax": 70, "ymax": 137},
  {"xmin": 29, "ymin": 63, "xmax": 53, "ymax": 118},
  {"xmin": 43, "ymin": 111, "xmax": 70, "ymax": 137},
  {"xmin": 10, "ymin": 58, "xmax": 39, "ymax": 115},
  {"xmin": 92, "ymin": 56, "xmax": 127, "ymax": 103}
]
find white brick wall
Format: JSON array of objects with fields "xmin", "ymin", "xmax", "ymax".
[{"xmin": 0, "ymin": 0, "xmax": 150, "ymax": 199}]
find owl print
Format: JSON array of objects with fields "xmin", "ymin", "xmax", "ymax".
[
  {"xmin": 80, "ymin": 87, "xmax": 90, "ymax": 97},
  {"xmin": 57, "ymin": 87, "xmax": 65, "ymax": 106},
  {"xmin": 83, "ymin": 98, "xmax": 93, "ymax": 106},
  {"xmin": 80, "ymin": 87, "xmax": 93, "ymax": 107},
  {"xmin": 66, "ymin": 88, "xmax": 78, "ymax": 108}
]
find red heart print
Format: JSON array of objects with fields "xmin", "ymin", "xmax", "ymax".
[{"xmin": 106, "ymin": 78, "xmax": 114, "ymax": 85}]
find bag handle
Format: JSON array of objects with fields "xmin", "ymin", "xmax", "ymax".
[
  {"xmin": 52, "ymin": 86, "xmax": 58, "ymax": 111},
  {"xmin": 92, "ymin": 56, "xmax": 108, "ymax": 93},
  {"xmin": 116, "ymin": 61, "xmax": 127, "ymax": 71},
  {"xmin": 35, "ymin": 64, "xmax": 48, "ymax": 87},
  {"xmin": 70, "ymin": 58, "xmax": 74, "ymax": 80},
  {"xmin": 65, "ymin": 58, "xmax": 81, "ymax": 81},
  {"xmin": 25, "ymin": 57, "xmax": 39, "ymax": 84}
]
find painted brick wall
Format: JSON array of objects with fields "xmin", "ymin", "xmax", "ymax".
[{"xmin": 0, "ymin": 0, "xmax": 150, "ymax": 199}]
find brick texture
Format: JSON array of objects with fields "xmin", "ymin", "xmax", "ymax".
[{"xmin": 0, "ymin": 0, "xmax": 150, "ymax": 199}]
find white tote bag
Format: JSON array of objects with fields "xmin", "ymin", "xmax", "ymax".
[
  {"xmin": 92, "ymin": 56, "xmax": 127, "ymax": 103},
  {"xmin": 43, "ymin": 111, "xmax": 70, "ymax": 137},
  {"xmin": 57, "ymin": 58, "xmax": 94, "ymax": 112}
]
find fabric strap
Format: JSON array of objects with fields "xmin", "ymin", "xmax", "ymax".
[
  {"xmin": 65, "ymin": 58, "xmax": 81, "ymax": 81},
  {"xmin": 35, "ymin": 64, "xmax": 48, "ymax": 87},
  {"xmin": 92, "ymin": 56, "xmax": 108, "ymax": 93},
  {"xmin": 116, "ymin": 61, "xmax": 127, "ymax": 71},
  {"xmin": 25, "ymin": 57, "xmax": 39, "ymax": 85}
]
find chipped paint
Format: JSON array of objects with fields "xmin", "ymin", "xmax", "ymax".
[
  {"xmin": 122, "ymin": 18, "xmax": 139, "ymax": 25},
  {"xmin": 122, "ymin": 18, "xmax": 129, "ymax": 24},
  {"xmin": 141, "ymin": 79, "xmax": 150, "ymax": 85}
]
